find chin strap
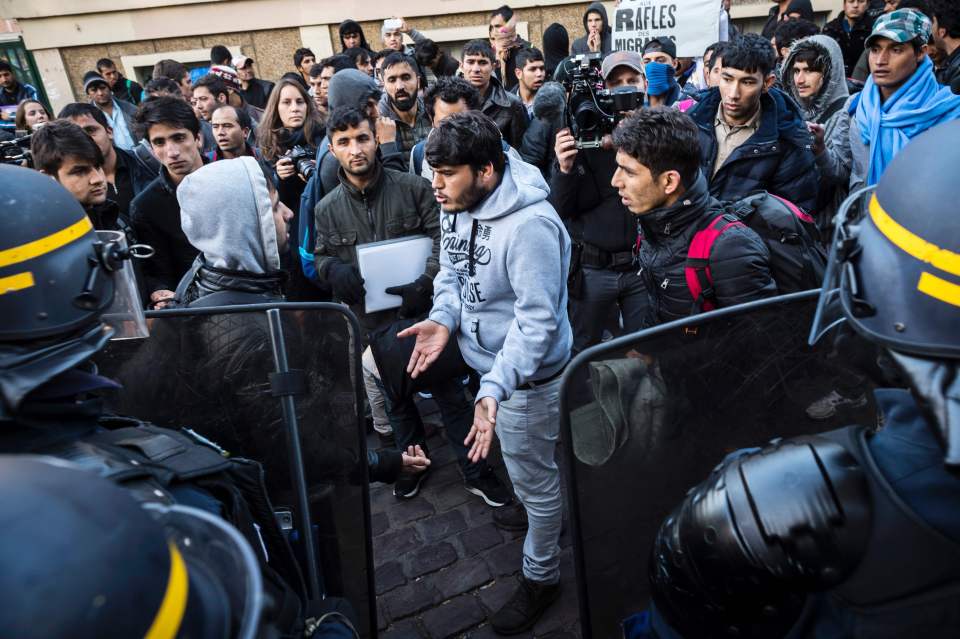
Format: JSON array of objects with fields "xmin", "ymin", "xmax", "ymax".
[{"xmin": 889, "ymin": 351, "xmax": 960, "ymax": 466}]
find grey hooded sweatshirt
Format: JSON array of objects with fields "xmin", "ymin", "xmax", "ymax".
[
  {"xmin": 571, "ymin": 2, "xmax": 613, "ymax": 57},
  {"xmin": 782, "ymin": 35, "xmax": 852, "ymax": 224},
  {"xmin": 175, "ymin": 157, "xmax": 283, "ymax": 304},
  {"xmin": 429, "ymin": 157, "xmax": 573, "ymax": 405}
]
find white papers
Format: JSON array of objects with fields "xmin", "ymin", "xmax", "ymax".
[{"xmin": 356, "ymin": 235, "xmax": 433, "ymax": 313}]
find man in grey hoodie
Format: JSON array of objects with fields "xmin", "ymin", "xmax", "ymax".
[{"xmin": 400, "ymin": 112, "xmax": 572, "ymax": 634}]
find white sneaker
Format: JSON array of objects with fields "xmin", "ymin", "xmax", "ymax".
[{"xmin": 806, "ymin": 390, "xmax": 868, "ymax": 420}]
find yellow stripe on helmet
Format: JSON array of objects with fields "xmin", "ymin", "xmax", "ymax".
[
  {"xmin": 144, "ymin": 543, "xmax": 189, "ymax": 639},
  {"xmin": 0, "ymin": 216, "xmax": 93, "ymax": 268},
  {"xmin": 0, "ymin": 271, "xmax": 35, "ymax": 295},
  {"xmin": 917, "ymin": 271, "xmax": 960, "ymax": 308},
  {"xmin": 869, "ymin": 194, "xmax": 960, "ymax": 277}
]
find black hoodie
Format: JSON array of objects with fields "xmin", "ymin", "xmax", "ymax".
[
  {"xmin": 338, "ymin": 19, "xmax": 371, "ymax": 52},
  {"xmin": 571, "ymin": 2, "xmax": 613, "ymax": 57}
]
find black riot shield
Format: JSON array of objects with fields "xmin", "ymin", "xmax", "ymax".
[
  {"xmin": 560, "ymin": 291, "xmax": 883, "ymax": 639},
  {"xmin": 93, "ymin": 303, "xmax": 376, "ymax": 637}
]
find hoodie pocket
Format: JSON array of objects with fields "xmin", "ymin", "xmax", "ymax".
[{"xmin": 468, "ymin": 317, "xmax": 501, "ymax": 357}]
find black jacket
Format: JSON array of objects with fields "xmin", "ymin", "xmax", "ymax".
[
  {"xmin": 110, "ymin": 74, "xmax": 144, "ymax": 106},
  {"xmin": 239, "ymin": 78, "xmax": 276, "ymax": 110},
  {"xmin": 113, "ymin": 145, "xmax": 157, "ymax": 218},
  {"xmin": 130, "ymin": 165, "xmax": 203, "ymax": 295},
  {"xmin": 822, "ymin": 14, "xmax": 875, "ymax": 78},
  {"xmin": 636, "ymin": 174, "xmax": 777, "ymax": 327},
  {"xmin": 549, "ymin": 148, "xmax": 635, "ymax": 254},
  {"xmin": 688, "ymin": 87, "xmax": 819, "ymax": 213},
  {"xmin": 938, "ymin": 46, "xmax": 960, "ymax": 95},
  {"xmin": 481, "ymin": 76, "xmax": 529, "ymax": 149}
]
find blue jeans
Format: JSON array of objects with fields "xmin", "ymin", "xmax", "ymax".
[
  {"xmin": 496, "ymin": 377, "xmax": 563, "ymax": 584},
  {"xmin": 386, "ymin": 377, "xmax": 490, "ymax": 482}
]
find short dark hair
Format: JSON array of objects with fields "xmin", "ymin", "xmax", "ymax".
[
  {"xmin": 144, "ymin": 77, "xmax": 183, "ymax": 97},
  {"xmin": 463, "ymin": 39, "xmax": 496, "ymax": 63},
  {"xmin": 414, "ymin": 39, "xmax": 440, "ymax": 67},
  {"xmin": 703, "ymin": 42, "xmax": 727, "ymax": 69},
  {"xmin": 96, "ymin": 58, "xmax": 116, "ymax": 72},
  {"xmin": 774, "ymin": 19, "xmax": 820, "ymax": 51},
  {"xmin": 344, "ymin": 47, "xmax": 371, "ymax": 68},
  {"xmin": 722, "ymin": 33, "xmax": 778, "ymax": 77},
  {"xmin": 317, "ymin": 55, "xmax": 355, "ymax": 77},
  {"xmin": 210, "ymin": 45, "xmax": 232, "ymax": 65},
  {"xmin": 613, "ymin": 108, "xmax": 702, "ymax": 188},
  {"xmin": 899, "ymin": 0, "xmax": 931, "ymax": 17},
  {"xmin": 210, "ymin": 103, "xmax": 252, "ymax": 130},
  {"xmin": 194, "ymin": 74, "xmax": 229, "ymax": 99},
  {"xmin": 933, "ymin": 0, "xmax": 960, "ymax": 38},
  {"xmin": 515, "ymin": 46, "xmax": 544, "ymax": 70},
  {"xmin": 423, "ymin": 77, "xmax": 481, "ymax": 122},
  {"xmin": 294, "ymin": 47, "xmax": 316, "ymax": 68},
  {"xmin": 372, "ymin": 49, "xmax": 395, "ymax": 66},
  {"xmin": 490, "ymin": 5, "xmax": 513, "ymax": 22},
  {"xmin": 0, "ymin": 60, "xmax": 14, "ymax": 74},
  {"xmin": 381, "ymin": 52, "xmax": 417, "ymax": 74},
  {"xmin": 152, "ymin": 59, "xmax": 188, "ymax": 83},
  {"xmin": 133, "ymin": 96, "xmax": 200, "ymax": 141},
  {"xmin": 31, "ymin": 119, "xmax": 104, "ymax": 175},
  {"xmin": 326, "ymin": 106, "xmax": 376, "ymax": 141},
  {"xmin": 425, "ymin": 111, "xmax": 505, "ymax": 174},
  {"xmin": 57, "ymin": 102, "xmax": 111, "ymax": 132}
]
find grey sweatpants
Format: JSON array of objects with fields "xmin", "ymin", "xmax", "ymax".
[{"xmin": 495, "ymin": 376, "xmax": 563, "ymax": 584}]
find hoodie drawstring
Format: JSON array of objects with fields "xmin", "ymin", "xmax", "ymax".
[{"xmin": 468, "ymin": 218, "xmax": 479, "ymax": 277}]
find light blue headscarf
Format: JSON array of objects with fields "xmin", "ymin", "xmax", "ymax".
[{"xmin": 854, "ymin": 56, "xmax": 960, "ymax": 185}]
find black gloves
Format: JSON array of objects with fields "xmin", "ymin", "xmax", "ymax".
[
  {"xmin": 327, "ymin": 261, "xmax": 366, "ymax": 305},
  {"xmin": 385, "ymin": 274, "xmax": 434, "ymax": 318}
]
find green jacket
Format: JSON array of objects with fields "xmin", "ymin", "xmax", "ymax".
[{"xmin": 314, "ymin": 162, "xmax": 440, "ymax": 325}]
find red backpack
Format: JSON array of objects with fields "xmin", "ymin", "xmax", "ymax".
[{"xmin": 685, "ymin": 192, "xmax": 828, "ymax": 312}]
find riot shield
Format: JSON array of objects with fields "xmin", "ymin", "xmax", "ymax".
[
  {"xmin": 93, "ymin": 303, "xmax": 376, "ymax": 637},
  {"xmin": 560, "ymin": 291, "xmax": 882, "ymax": 639}
]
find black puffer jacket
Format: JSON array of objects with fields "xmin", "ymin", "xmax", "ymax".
[
  {"xmin": 688, "ymin": 87, "xmax": 819, "ymax": 214},
  {"xmin": 822, "ymin": 13, "xmax": 875, "ymax": 78},
  {"xmin": 636, "ymin": 174, "xmax": 777, "ymax": 327}
]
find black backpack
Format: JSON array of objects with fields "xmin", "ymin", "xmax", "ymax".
[{"xmin": 686, "ymin": 192, "xmax": 828, "ymax": 311}]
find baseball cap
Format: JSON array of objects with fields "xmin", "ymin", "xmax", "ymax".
[
  {"xmin": 82, "ymin": 70, "xmax": 109, "ymax": 93},
  {"xmin": 232, "ymin": 55, "xmax": 254, "ymax": 69},
  {"xmin": 642, "ymin": 36, "xmax": 677, "ymax": 60},
  {"xmin": 865, "ymin": 8, "xmax": 932, "ymax": 47},
  {"xmin": 209, "ymin": 65, "xmax": 242, "ymax": 91},
  {"xmin": 601, "ymin": 51, "xmax": 644, "ymax": 80}
]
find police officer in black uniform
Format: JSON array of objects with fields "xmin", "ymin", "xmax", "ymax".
[
  {"xmin": 645, "ymin": 121, "xmax": 960, "ymax": 638},
  {"xmin": 0, "ymin": 164, "xmax": 358, "ymax": 638}
]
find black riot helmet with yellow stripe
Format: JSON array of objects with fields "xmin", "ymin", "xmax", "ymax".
[
  {"xmin": 0, "ymin": 164, "xmax": 145, "ymax": 415},
  {"xmin": 812, "ymin": 119, "xmax": 960, "ymax": 464},
  {"xmin": 0, "ymin": 455, "xmax": 265, "ymax": 639}
]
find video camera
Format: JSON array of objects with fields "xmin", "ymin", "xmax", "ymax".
[
  {"xmin": 561, "ymin": 53, "xmax": 644, "ymax": 149},
  {"xmin": 0, "ymin": 132, "xmax": 33, "ymax": 168}
]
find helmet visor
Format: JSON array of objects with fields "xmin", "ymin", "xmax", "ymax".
[{"xmin": 96, "ymin": 230, "xmax": 149, "ymax": 340}]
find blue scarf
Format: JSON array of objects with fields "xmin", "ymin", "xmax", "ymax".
[{"xmin": 855, "ymin": 56, "xmax": 960, "ymax": 185}]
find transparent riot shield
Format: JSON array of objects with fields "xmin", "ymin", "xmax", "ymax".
[
  {"xmin": 93, "ymin": 303, "xmax": 375, "ymax": 637},
  {"xmin": 560, "ymin": 291, "xmax": 883, "ymax": 639}
]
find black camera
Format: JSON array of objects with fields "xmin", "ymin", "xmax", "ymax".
[
  {"xmin": 0, "ymin": 132, "xmax": 33, "ymax": 168},
  {"xmin": 286, "ymin": 145, "xmax": 316, "ymax": 180},
  {"xmin": 562, "ymin": 53, "xmax": 644, "ymax": 149}
]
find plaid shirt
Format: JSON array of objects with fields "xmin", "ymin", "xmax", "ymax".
[{"xmin": 378, "ymin": 95, "xmax": 432, "ymax": 154}]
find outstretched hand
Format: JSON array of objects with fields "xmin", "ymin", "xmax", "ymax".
[
  {"xmin": 397, "ymin": 319, "xmax": 450, "ymax": 379},
  {"xmin": 400, "ymin": 445, "xmax": 430, "ymax": 474},
  {"xmin": 464, "ymin": 397, "xmax": 498, "ymax": 462}
]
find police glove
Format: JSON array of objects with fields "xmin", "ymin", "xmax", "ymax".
[
  {"xmin": 385, "ymin": 274, "xmax": 434, "ymax": 318},
  {"xmin": 327, "ymin": 261, "xmax": 366, "ymax": 305}
]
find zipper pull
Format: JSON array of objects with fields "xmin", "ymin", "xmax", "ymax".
[
  {"xmin": 664, "ymin": 222, "xmax": 672, "ymax": 235},
  {"xmin": 637, "ymin": 266, "xmax": 644, "ymax": 277},
  {"xmin": 660, "ymin": 278, "xmax": 669, "ymax": 290}
]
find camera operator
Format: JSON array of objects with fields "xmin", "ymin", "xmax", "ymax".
[{"xmin": 550, "ymin": 51, "xmax": 649, "ymax": 353}]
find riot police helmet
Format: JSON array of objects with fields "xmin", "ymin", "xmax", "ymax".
[{"xmin": 0, "ymin": 455, "xmax": 264, "ymax": 639}]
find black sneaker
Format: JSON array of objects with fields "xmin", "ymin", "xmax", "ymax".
[
  {"xmin": 465, "ymin": 471, "xmax": 512, "ymax": 507},
  {"xmin": 490, "ymin": 575, "xmax": 561, "ymax": 635},
  {"xmin": 393, "ymin": 467, "xmax": 430, "ymax": 500},
  {"xmin": 492, "ymin": 501, "xmax": 528, "ymax": 532}
]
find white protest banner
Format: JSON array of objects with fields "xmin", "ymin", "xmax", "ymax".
[{"xmin": 612, "ymin": 0, "xmax": 720, "ymax": 58}]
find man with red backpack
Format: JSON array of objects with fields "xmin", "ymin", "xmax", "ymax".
[{"xmin": 611, "ymin": 108, "xmax": 778, "ymax": 326}]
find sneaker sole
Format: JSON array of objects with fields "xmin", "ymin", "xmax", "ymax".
[
  {"xmin": 465, "ymin": 484, "xmax": 510, "ymax": 508},
  {"xmin": 490, "ymin": 584, "xmax": 561, "ymax": 635},
  {"xmin": 394, "ymin": 474, "xmax": 428, "ymax": 500}
]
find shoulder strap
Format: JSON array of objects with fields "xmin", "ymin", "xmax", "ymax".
[
  {"xmin": 820, "ymin": 97, "xmax": 847, "ymax": 123},
  {"xmin": 412, "ymin": 142, "xmax": 424, "ymax": 175},
  {"xmin": 685, "ymin": 213, "xmax": 745, "ymax": 313}
]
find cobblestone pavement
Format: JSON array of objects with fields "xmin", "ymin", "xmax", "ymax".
[{"xmin": 369, "ymin": 407, "xmax": 582, "ymax": 639}]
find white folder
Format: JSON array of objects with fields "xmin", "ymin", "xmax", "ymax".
[{"xmin": 356, "ymin": 235, "xmax": 433, "ymax": 313}]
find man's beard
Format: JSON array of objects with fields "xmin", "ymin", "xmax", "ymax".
[
  {"xmin": 442, "ymin": 177, "xmax": 493, "ymax": 213},
  {"xmin": 390, "ymin": 91, "xmax": 416, "ymax": 112},
  {"xmin": 343, "ymin": 155, "xmax": 375, "ymax": 177}
]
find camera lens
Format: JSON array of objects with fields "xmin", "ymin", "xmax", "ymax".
[{"xmin": 573, "ymin": 100, "xmax": 602, "ymax": 133}]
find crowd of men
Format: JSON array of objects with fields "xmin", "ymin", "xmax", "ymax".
[{"xmin": 3, "ymin": 0, "xmax": 960, "ymax": 634}]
